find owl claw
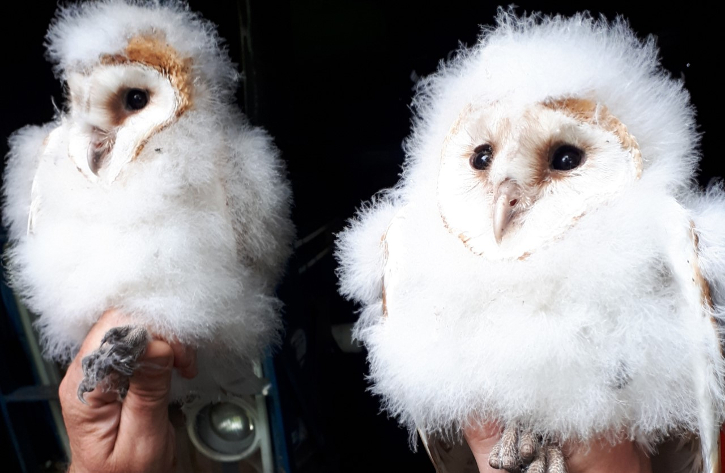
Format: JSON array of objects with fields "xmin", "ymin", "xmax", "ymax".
[
  {"xmin": 489, "ymin": 442, "xmax": 502, "ymax": 468},
  {"xmin": 77, "ymin": 325, "xmax": 150, "ymax": 403},
  {"xmin": 519, "ymin": 430, "xmax": 537, "ymax": 462},
  {"xmin": 500, "ymin": 424, "xmax": 520, "ymax": 470},
  {"xmin": 526, "ymin": 448, "xmax": 547, "ymax": 473},
  {"xmin": 545, "ymin": 445, "xmax": 567, "ymax": 473},
  {"xmin": 487, "ymin": 424, "xmax": 567, "ymax": 473}
]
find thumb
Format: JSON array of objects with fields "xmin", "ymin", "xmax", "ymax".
[
  {"xmin": 111, "ymin": 340, "xmax": 177, "ymax": 471},
  {"xmin": 463, "ymin": 422, "xmax": 503, "ymax": 473},
  {"xmin": 119, "ymin": 340, "xmax": 174, "ymax": 438}
]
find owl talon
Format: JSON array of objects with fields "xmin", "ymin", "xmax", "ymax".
[
  {"xmin": 489, "ymin": 442, "xmax": 502, "ymax": 468},
  {"xmin": 526, "ymin": 448, "xmax": 547, "ymax": 473},
  {"xmin": 544, "ymin": 445, "xmax": 567, "ymax": 473},
  {"xmin": 76, "ymin": 325, "xmax": 150, "ymax": 403},
  {"xmin": 500, "ymin": 424, "xmax": 520, "ymax": 470},
  {"xmin": 487, "ymin": 424, "xmax": 567, "ymax": 473},
  {"xmin": 519, "ymin": 430, "xmax": 536, "ymax": 462}
]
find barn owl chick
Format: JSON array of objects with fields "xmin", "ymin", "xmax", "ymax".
[
  {"xmin": 2, "ymin": 0, "xmax": 293, "ymax": 402},
  {"xmin": 336, "ymin": 9, "xmax": 725, "ymax": 473}
]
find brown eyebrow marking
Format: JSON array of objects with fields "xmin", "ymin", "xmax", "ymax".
[
  {"xmin": 542, "ymin": 97, "xmax": 642, "ymax": 178},
  {"xmin": 100, "ymin": 34, "xmax": 193, "ymax": 116},
  {"xmin": 99, "ymin": 33, "xmax": 194, "ymax": 161},
  {"xmin": 103, "ymin": 88, "xmax": 129, "ymax": 127}
]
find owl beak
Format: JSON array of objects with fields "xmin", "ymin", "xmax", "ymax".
[
  {"xmin": 492, "ymin": 180, "xmax": 522, "ymax": 245},
  {"xmin": 87, "ymin": 127, "xmax": 114, "ymax": 176}
]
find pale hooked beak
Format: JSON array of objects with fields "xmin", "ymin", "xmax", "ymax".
[
  {"xmin": 87, "ymin": 127, "xmax": 115, "ymax": 176},
  {"xmin": 492, "ymin": 179, "xmax": 522, "ymax": 245}
]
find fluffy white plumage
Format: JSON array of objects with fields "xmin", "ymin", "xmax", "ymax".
[
  {"xmin": 2, "ymin": 0, "xmax": 293, "ymax": 400},
  {"xmin": 336, "ymin": 9, "xmax": 725, "ymax": 471}
]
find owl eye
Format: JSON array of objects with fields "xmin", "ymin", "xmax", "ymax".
[
  {"xmin": 469, "ymin": 144, "xmax": 493, "ymax": 171},
  {"xmin": 550, "ymin": 144, "xmax": 584, "ymax": 171},
  {"xmin": 125, "ymin": 88, "xmax": 149, "ymax": 111}
]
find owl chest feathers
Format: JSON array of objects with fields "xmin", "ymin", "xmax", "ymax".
[
  {"xmin": 32, "ymin": 118, "xmax": 233, "ymax": 235},
  {"xmin": 19, "ymin": 119, "xmax": 250, "ymax": 352},
  {"xmin": 369, "ymin": 186, "xmax": 721, "ymax": 440}
]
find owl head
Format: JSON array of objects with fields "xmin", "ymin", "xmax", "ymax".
[
  {"xmin": 46, "ymin": 0, "xmax": 238, "ymax": 182},
  {"xmin": 406, "ymin": 9, "xmax": 699, "ymax": 260}
]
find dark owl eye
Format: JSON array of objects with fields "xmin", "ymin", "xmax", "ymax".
[
  {"xmin": 125, "ymin": 88, "xmax": 149, "ymax": 111},
  {"xmin": 550, "ymin": 144, "xmax": 584, "ymax": 171},
  {"xmin": 469, "ymin": 144, "xmax": 493, "ymax": 171}
]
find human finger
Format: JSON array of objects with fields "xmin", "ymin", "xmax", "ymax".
[
  {"xmin": 111, "ymin": 339, "xmax": 175, "ymax": 470},
  {"xmin": 170, "ymin": 342, "xmax": 197, "ymax": 379},
  {"xmin": 464, "ymin": 422, "xmax": 505, "ymax": 473},
  {"xmin": 564, "ymin": 438, "xmax": 651, "ymax": 473}
]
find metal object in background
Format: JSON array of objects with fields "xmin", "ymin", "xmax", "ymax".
[
  {"xmin": 176, "ymin": 353, "xmax": 291, "ymax": 473},
  {"xmin": 186, "ymin": 396, "xmax": 264, "ymax": 464}
]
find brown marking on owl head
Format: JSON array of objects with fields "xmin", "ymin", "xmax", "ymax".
[
  {"xmin": 527, "ymin": 133, "xmax": 556, "ymax": 186},
  {"xmin": 542, "ymin": 97, "xmax": 643, "ymax": 178},
  {"xmin": 102, "ymin": 87, "xmax": 130, "ymax": 127},
  {"xmin": 121, "ymin": 34, "xmax": 194, "ymax": 116},
  {"xmin": 100, "ymin": 33, "xmax": 194, "ymax": 161}
]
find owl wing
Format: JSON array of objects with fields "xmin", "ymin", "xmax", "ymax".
[
  {"xmin": 222, "ymin": 118, "xmax": 293, "ymax": 286},
  {"xmin": 383, "ymin": 209, "xmax": 480, "ymax": 471},
  {"xmin": 660, "ymin": 193, "xmax": 725, "ymax": 473},
  {"xmin": 378, "ymin": 196, "xmax": 725, "ymax": 473},
  {"xmin": 380, "ymin": 205, "xmax": 413, "ymax": 318},
  {"xmin": 2, "ymin": 123, "xmax": 59, "ymax": 241},
  {"xmin": 336, "ymin": 195, "xmax": 403, "ymax": 309}
]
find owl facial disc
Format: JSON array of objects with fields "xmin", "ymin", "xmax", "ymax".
[
  {"xmin": 65, "ymin": 33, "xmax": 193, "ymax": 183},
  {"xmin": 437, "ymin": 98, "xmax": 641, "ymax": 260}
]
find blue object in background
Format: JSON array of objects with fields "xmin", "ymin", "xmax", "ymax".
[{"xmin": 0, "ymin": 233, "xmax": 69, "ymax": 473}]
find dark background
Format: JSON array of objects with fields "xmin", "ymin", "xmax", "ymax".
[{"xmin": 0, "ymin": 1, "xmax": 721, "ymax": 472}]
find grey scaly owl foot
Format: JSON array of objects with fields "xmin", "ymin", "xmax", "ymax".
[
  {"xmin": 488, "ymin": 424, "xmax": 567, "ymax": 473},
  {"xmin": 77, "ymin": 325, "xmax": 150, "ymax": 403},
  {"xmin": 523, "ymin": 445, "xmax": 566, "ymax": 473}
]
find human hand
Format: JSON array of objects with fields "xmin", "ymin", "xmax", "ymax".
[
  {"xmin": 464, "ymin": 423, "xmax": 652, "ymax": 473},
  {"xmin": 59, "ymin": 310, "xmax": 197, "ymax": 473}
]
